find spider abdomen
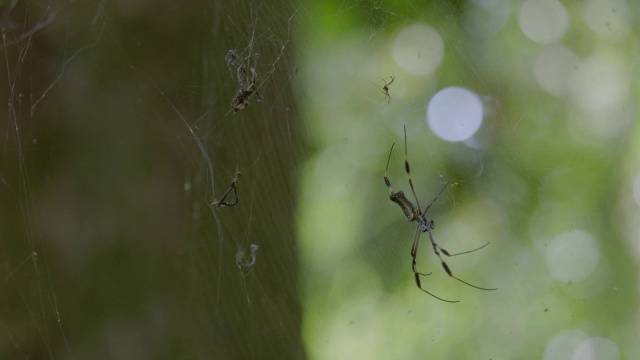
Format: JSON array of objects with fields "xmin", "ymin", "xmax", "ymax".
[{"xmin": 389, "ymin": 190, "xmax": 418, "ymax": 222}]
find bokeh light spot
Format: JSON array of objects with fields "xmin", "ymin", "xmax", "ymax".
[
  {"xmin": 581, "ymin": 0, "xmax": 632, "ymax": 40},
  {"xmin": 546, "ymin": 230, "xmax": 599, "ymax": 283},
  {"xmin": 426, "ymin": 87, "xmax": 483, "ymax": 142},
  {"xmin": 544, "ymin": 329, "xmax": 587, "ymax": 360},
  {"xmin": 573, "ymin": 337, "xmax": 620, "ymax": 360},
  {"xmin": 461, "ymin": 0, "xmax": 512, "ymax": 38},
  {"xmin": 568, "ymin": 54, "xmax": 628, "ymax": 113},
  {"xmin": 534, "ymin": 45, "xmax": 580, "ymax": 96},
  {"xmin": 518, "ymin": 0, "xmax": 569, "ymax": 44},
  {"xmin": 392, "ymin": 24, "xmax": 443, "ymax": 76}
]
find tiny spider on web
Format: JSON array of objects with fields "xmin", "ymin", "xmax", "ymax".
[
  {"xmin": 377, "ymin": 75, "xmax": 394, "ymax": 104},
  {"xmin": 212, "ymin": 171, "xmax": 241, "ymax": 208},
  {"xmin": 231, "ymin": 66, "xmax": 263, "ymax": 112},
  {"xmin": 226, "ymin": 49, "xmax": 263, "ymax": 112},
  {"xmin": 384, "ymin": 126, "xmax": 496, "ymax": 303}
]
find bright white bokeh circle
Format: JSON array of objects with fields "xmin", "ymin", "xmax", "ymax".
[
  {"xmin": 427, "ymin": 87, "xmax": 483, "ymax": 142},
  {"xmin": 546, "ymin": 230, "xmax": 599, "ymax": 283},
  {"xmin": 392, "ymin": 24, "xmax": 443, "ymax": 76}
]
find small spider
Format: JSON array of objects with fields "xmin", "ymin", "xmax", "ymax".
[
  {"xmin": 379, "ymin": 76, "xmax": 394, "ymax": 104},
  {"xmin": 226, "ymin": 49, "xmax": 263, "ymax": 112},
  {"xmin": 231, "ymin": 67, "xmax": 262, "ymax": 112},
  {"xmin": 384, "ymin": 126, "xmax": 496, "ymax": 303},
  {"xmin": 213, "ymin": 171, "xmax": 241, "ymax": 208}
]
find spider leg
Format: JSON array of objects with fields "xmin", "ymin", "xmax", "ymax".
[
  {"xmin": 378, "ymin": 75, "xmax": 395, "ymax": 88},
  {"xmin": 237, "ymin": 66, "xmax": 248, "ymax": 88},
  {"xmin": 384, "ymin": 143, "xmax": 396, "ymax": 193},
  {"xmin": 249, "ymin": 68, "xmax": 263, "ymax": 101},
  {"xmin": 403, "ymin": 125, "xmax": 423, "ymax": 213},
  {"xmin": 254, "ymin": 87, "xmax": 263, "ymax": 101},
  {"xmin": 410, "ymin": 223, "xmax": 420, "ymax": 257},
  {"xmin": 439, "ymin": 242, "xmax": 490, "ymax": 257},
  {"xmin": 423, "ymin": 180, "xmax": 450, "ymax": 213},
  {"xmin": 411, "ymin": 227, "xmax": 459, "ymax": 303},
  {"xmin": 425, "ymin": 226, "xmax": 497, "ymax": 291},
  {"xmin": 376, "ymin": 76, "xmax": 394, "ymax": 104}
]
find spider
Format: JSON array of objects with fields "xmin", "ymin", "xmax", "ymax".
[
  {"xmin": 379, "ymin": 76, "xmax": 394, "ymax": 104},
  {"xmin": 213, "ymin": 171, "xmax": 241, "ymax": 208},
  {"xmin": 384, "ymin": 126, "xmax": 496, "ymax": 303},
  {"xmin": 231, "ymin": 67, "xmax": 263, "ymax": 112},
  {"xmin": 226, "ymin": 49, "xmax": 263, "ymax": 112}
]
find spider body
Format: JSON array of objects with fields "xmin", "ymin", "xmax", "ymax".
[
  {"xmin": 226, "ymin": 49, "xmax": 262, "ymax": 112},
  {"xmin": 379, "ymin": 76, "xmax": 394, "ymax": 104},
  {"xmin": 388, "ymin": 189, "xmax": 435, "ymax": 231},
  {"xmin": 232, "ymin": 67, "xmax": 262, "ymax": 112},
  {"xmin": 384, "ymin": 126, "xmax": 496, "ymax": 303}
]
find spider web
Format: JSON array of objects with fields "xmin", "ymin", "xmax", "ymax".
[
  {"xmin": 0, "ymin": 0, "xmax": 303, "ymax": 358},
  {"xmin": 1, "ymin": 0, "xmax": 638, "ymax": 359}
]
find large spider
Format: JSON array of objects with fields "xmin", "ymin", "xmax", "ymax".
[{"xmin": 384, "ymin": 126, "xmax": 496, "ymax": 303}]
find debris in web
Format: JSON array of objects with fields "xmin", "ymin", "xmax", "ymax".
[
  {"xmin": 226, "ymin": 49, "xmax": 263, "ymax": 112},
  {"xmin": 236, "ymin": 244, "xmax": 260, "ymax": 269}
]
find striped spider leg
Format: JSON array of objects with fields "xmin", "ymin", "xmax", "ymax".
[{"xmin": 383, "ymin": 126, "xmax": 496, "ymax": 303}]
